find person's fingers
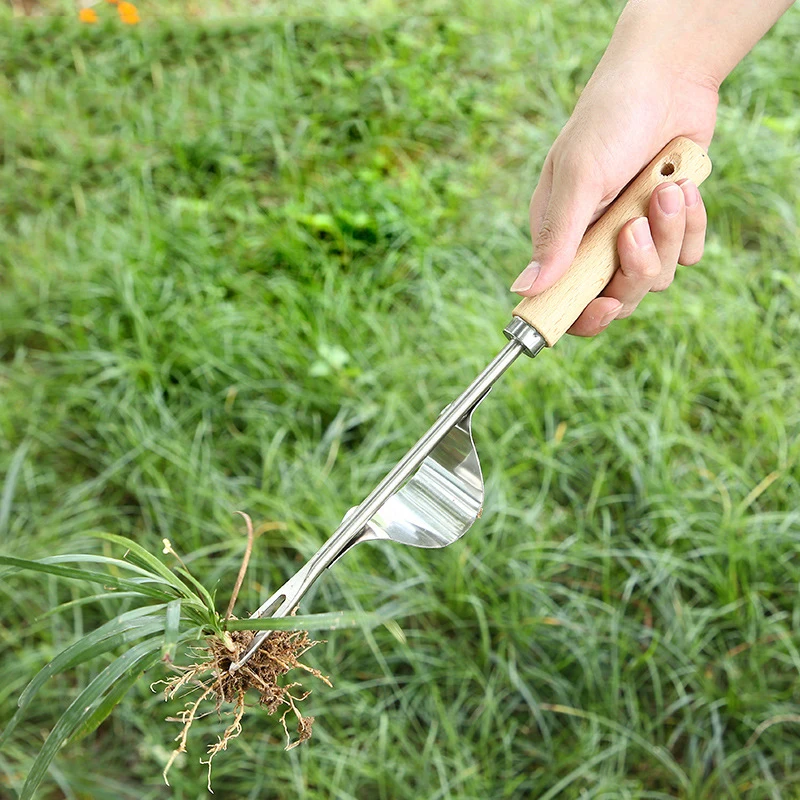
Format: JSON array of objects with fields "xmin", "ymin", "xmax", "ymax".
[
  {"xmin": 570, "ymin": 216, "xmax": 661, "ymax": 335},
  {"xmin": 520, "ymin": 172, "xmax": 706, "ymax": 336},
  {"xmin": 513, "ymin": 156, "xmax": 604, "ymax": 297},
  {"xmin": 676, "ymin": 179, "xmax": 707, "ymax": 265},
  {"xmin": 569, "ymin": 180, "xmax": 707, "ymax": 336},
  {"xmin": 605, "ymin": 216, "xmax": 663, "ymax": 320},
  {"xmin": 517, "ymin": 157, "xmax": 554, "ymax": 291},
  {"xmin": 567, "ymin": 296, "xmax": 624, "ymax": 337},
  {"xmin": 648, "ymin": 182, "xmax": 687, "ymax": 292},
  {"xmin": 527, "ymin": 155, "xmax": 553, "ymax": 242}
]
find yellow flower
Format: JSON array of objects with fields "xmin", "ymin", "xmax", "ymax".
[
  {"xmin": 117, "ymin": 1, "xmax": 140, "ymax": 24},
  {"xmin": 78, "ymin": 7, "xmax": 98, "ymax": 23}
]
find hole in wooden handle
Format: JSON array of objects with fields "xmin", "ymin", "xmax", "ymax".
[{"xmin": 660, "ymin": 161, "xmax": 676, "ymax": 176}]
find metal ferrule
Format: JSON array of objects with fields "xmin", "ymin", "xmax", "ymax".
[{"xmin": 503, "ymin": 317, "xmax": 546, "ymax": 358}]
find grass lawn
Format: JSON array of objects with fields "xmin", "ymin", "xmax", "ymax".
[{"xmin": 1, "ymin": 1, "xmax": 799, "ymax": 797}]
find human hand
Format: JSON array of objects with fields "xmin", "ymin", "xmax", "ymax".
[{"xmin": 511, "ymin": 55, "xmax": 719, "ymax": 336}]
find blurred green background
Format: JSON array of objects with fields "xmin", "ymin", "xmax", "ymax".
[{"xmin": 1, "ymin": 1, "xmax": 799, "ymax": 797}]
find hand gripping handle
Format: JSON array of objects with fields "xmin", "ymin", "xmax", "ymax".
[{"xmin": 513, "ymin": 137, "xmax": 712, "ymax": 346}]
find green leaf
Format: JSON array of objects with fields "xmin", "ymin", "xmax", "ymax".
[
  {"xmin": 65, "ymin": 663, "xmax": 148, "ymax": 745},
  {"xmin": 41, "ymin": 553, "xmax": 167, "ymax": 580},
  {"xmin": 38, "ymin": 592, "xmax": 143, "ymax": 620},
  {"xmin": 163, "ymin": 599, "xmax": 181, "ymax": 661},
  {"xmin": 174, "ymin": 565, "xmax": 216, "ymax": 614},
  {"xmin": 90, "ymin": 532, "xmax": 201, "ymax": 603},
  {"xmin": 226, "ymin": 608, "xmax": 391, "ymax": 632},
  {"xmin": 0, "ymin": 439, "xmax": 29, "ymax": 537},
  {"xmin": 224, "ymin": 600, "xmax": 422, "ymax": 634},
  {"xmin": 46, "ymin": 551, "xmax": 215, "ymax": 622},
  {"xmin": 1, "ymin": 607, "xmax": 166, "ymax": 748},
  {"xmin": 0, "ymin": 555, "xmax": 177, "ymax": 601},
  {"xmin": 20, "ymin": 638, "xmax": 164, "ymax": 800}
]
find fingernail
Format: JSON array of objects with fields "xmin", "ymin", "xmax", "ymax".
[
  {"xmin": 657, "ymin": 184, "xmax": 681, "ymax": 216},
  {"xmin": 510, "ymin": 260, "xmax": 540, "ymax": 293},
  {"xmin": 681, "ymin": 180, "xmax": 700, "ymax": 208},
  {"xmin": 599, "ymin": 302, "xmax": 623, "ymax": 328},
  {"xmin": 631, "ymin": 217, "xmax": 653, "ymax": 249}
]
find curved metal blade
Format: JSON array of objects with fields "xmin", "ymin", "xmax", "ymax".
[
  {"xmin": 365, "ymin": 404, "xmax": 484, "ymax": 547},
  {"xmin": 330, "ymin": 393, "xmax": 490, "ymax": 563}
]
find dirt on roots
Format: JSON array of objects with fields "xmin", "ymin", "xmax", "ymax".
[{"xmin": 161, "ymin": 626, "xmax": 330, "ymax": 788}]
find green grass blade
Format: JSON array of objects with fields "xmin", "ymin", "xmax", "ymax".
[
  {"xmin": 19, "ymin": 638, "xmax": 165, "ymax": 800},
  {"xmin": 90, "ymin": 532, "xmax": 202, "ymax": 603},
  {"xmin": 162, "ymin": 599, "xmax": 181, "ymax": 661},
  {"xmin": 48, "ymin": 625, "xmax": 204, "ymax": 748},
  {"xmin": 225, "ymin": 606, "xmax": 411, "ymax": 633},
  {"xmin": 0, "ymin": 439, "xmax": 29, "ymax": 537},
  {"xmin": 173, "ymin": 566, "xmax": 217, "ymax": 614},
  {"xmin": 40, "ymin": 554, "xmax": 166, "ymax": 580},
  {"xmin": 38, "ymin": 592, "xmax": 143, "ymax": 620},
  {"xmin": 0, "ymin": 555, "xmax": 178, "ymax": 601},
  {"xmin": 66, "ymin": 653, "xmax": 163, "ymax": 745},
  {"xmin": 1, "ymin": 608, "xmax": 166, "ymax": 748}
]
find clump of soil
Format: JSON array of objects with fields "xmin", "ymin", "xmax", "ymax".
[
  {"xmin": 159, "ymin": 514, "xmax": 331, "ymax": 789},
  {"xmin": 161, "ymin": 626, "xmax": 330, "ymax": 788}
]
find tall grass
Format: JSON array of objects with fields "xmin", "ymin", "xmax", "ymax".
[{"xmin": 1, "ymin": 2, "xmax": 799, "ymax": 797}]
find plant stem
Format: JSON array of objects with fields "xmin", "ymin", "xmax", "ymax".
[{"xmin": 225, "ymin": 512, "xmax": 254, "ymax": 621}]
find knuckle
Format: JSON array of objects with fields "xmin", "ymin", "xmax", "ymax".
[
  {"xmin": 550, "ymin": 132, "xmax": 598, "ymax": 175},
  {"xmin": 644, "ymin": 262, "xmax": 664, "ymax": 281},
  {"xmin": 536, "ymin": 216, "xmax": 563, "ymax": 251},
  {"xmin": 650, "ymin": 275, "xmax": 674, "ymax": 293},
  {"xmin": 634, "ymin": 259, "xmax": 663, "ymax": 282}
]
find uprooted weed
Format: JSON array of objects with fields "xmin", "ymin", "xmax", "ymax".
[
  {"xmin": 159, "ymin": 514, "xmax": 331, "ymax": 789},
  {"xmin": 160, "ymin": 627, "xmax": 330, "ymax": 788}
]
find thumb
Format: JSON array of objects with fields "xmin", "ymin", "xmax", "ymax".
[{"xmin": 512, "ymin": 161, "xmax": 603, "ymax": 297}]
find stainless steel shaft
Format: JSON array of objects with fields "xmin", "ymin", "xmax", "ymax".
[{"xmin": 229, "ymin": 320, "xmax": 545, "ymax": 672}]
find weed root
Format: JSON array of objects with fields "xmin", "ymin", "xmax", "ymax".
[{"xmin": 161, "ymin": 627, "xmax": 330, "ymax": 789}]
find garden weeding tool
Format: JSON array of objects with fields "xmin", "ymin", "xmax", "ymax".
[{"xmin": 229, "ymin": 137, "xmax": 711, "ymax": 673}]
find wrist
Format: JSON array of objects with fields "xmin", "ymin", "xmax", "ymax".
[
  {"xmin": 605, "ymin": 3, "xmax": 725, "ymax": 92},
  {"xmin": 609, "ymin": 0, "xmax": 793, "ymax": 91}
]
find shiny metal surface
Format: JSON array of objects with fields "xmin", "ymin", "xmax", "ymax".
[
  {"xmin": 504, "ymin": 317, "xmax": 547, "ymax": 358},
  {"xmin": 228, "ymin": 320, "xmax": 546, "ymax": 673},
  {"xmin": 366, "ymin": 405, "xmax": 484, "ymax": 547},
  {"xmin": 332, "ymin": 393, "xmax": 487, "ymax": 556}
]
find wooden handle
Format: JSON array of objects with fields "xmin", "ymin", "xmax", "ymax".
[{"xmin": 513, "ymin": 137, "xmax": 712, "ymax": 346}]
